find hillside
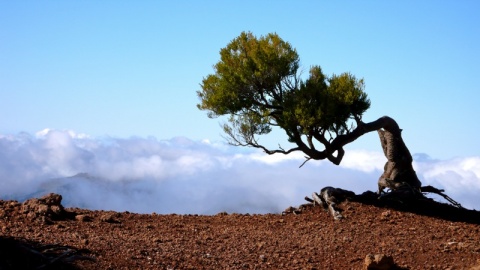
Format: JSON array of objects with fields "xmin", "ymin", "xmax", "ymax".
[{"xmin": 1, "ymin": 193, "xmax": 479, "ymax": 269}]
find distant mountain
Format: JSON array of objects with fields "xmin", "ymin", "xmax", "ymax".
[
  {"xmin": 412, "ymin": 153, "xmax": 433, "ymax": 162},
  {"xmin": 22, "ymin": 173, "xmax": 106, "ymax": 207}
]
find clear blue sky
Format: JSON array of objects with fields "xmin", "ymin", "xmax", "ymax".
[{"xmin": 1, "ymin": 1, "xmax": 479, "ymax": 159}]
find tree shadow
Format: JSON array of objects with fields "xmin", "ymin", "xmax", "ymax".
[
  {"xmin": 0, "ymin": 236, "xmax": 94, "ymax": 270},
  {"xmin": 353, "ymin": 191, "xmax": 480, "ymax": 225}
]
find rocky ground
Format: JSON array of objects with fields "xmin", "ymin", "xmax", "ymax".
[{"xmin": 1, "ymin": 192, "xmax": 480, "ymax": 269}]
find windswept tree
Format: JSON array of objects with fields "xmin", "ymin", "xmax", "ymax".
[{"xmin": 197, "ymin": 32, "xmax": 453, "ymax": 200}]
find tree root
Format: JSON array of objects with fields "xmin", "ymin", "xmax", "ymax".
[
  {"xmin": 284, "ymin": 187, "xmax": 355, "ymax": 220},
  {"xmin": 284, "ymin": 185, "xmax": 465, "ymax": 220},
  {"xmin": 420, "ymin": 185, "xmax": 464, "ymax": 209}
]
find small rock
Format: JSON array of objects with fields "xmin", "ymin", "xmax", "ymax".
[
  {"xmin": 9, "ymin": 201, "xmax": 19, "ymax": 208},
  {"xmin": 42, "ymin": 193, "xmax": 63, "ymax": 205},
  {"xmin": 380, "ymin": 211, "xmax": 391, "ymax": 220},
  {"xmin": 75, "ymin": 214, "xmax": 93, "ymax": 222},
  {"xmin": 470, "ymin": 263, "xmax": 480, "ymax": 270},
  {"xmin": 101, "ymin": 214, "xmax": 120, "ymax": 223},
  {"xmin": 364, "ymin": 254, "xmax": 394, "ymax": 270}
]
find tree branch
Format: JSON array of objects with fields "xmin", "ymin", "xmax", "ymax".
[
  {"xmin": 225, "ymin": 115, "xmax": 400, "ymax": 167},
  {"xmin": 299, "ymin": 157, "xmax": 312, "ymax": 168}
]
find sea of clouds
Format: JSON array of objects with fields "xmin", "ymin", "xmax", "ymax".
[{"xmin": 1, "ymin": 129, "xmax": 479, "ymax": 214}]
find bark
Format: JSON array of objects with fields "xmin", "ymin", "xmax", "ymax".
[
  {"xmin": 375, "ymin": 117, "xmax": 422, "ymax": 194},
  {"xmin": 311, "ymin": 116, "xmax": 422, "ymax": 193},
  {"xmin": 322, "ymin": 116, "xmax": 422, "ymax": 193}
]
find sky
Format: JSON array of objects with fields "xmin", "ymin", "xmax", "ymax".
[{"xmin": 1, "ymin": 1, "xmax": 479, "ymax": 213}]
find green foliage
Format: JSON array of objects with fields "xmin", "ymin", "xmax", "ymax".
[
  {"xmin": 197, "ymin": 32, "xmax": 299, "ymax": 117},
  {"xmin": 197, "ymin": 31, "xmax": 370, "ymax": 152}
]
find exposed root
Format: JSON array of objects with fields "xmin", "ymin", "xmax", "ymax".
[
  {"xmin": 284, "ymin": 185, "xmax": 465, "ymax": 220},
  {"xmin": 284, "ymin": 187, "xmax": 355, "ymax": 220},
  {"xmin": 421, "ymin": 185, "xmax": 464, "ymax": 209}
]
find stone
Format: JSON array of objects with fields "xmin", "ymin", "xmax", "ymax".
[
  {"xmin": 75, "ymin": 214, "xmax": 93, "ymax": 222},
  {"xmin": 21, "ymin": 193, "xmax": 69, "ymax": 222},
  {"xmin": 100, "ymin": 213, "xmax": 120, "ymax": 223},
  {"xmin": 364, "ymin": 254, "xmax": 394, "ymax": 270}
]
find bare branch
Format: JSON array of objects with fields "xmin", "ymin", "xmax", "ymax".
[
  {"xmin": 327, "ymin": 130, "xmax": 334, "ymax": 142},
  {"xmin": 306, "ymin": 134, "xmax": 316, "ymax": 150},
  {"xmin": 299, "ymin": 157, "xmax": 312, "ymax": 168},
  {"xmin": 312, "ymin": 131, "xmax": 329, "ymax": 147},
  {"xmin": 222, "ymin": 120, "xmax": 303, "ymax": 156}
]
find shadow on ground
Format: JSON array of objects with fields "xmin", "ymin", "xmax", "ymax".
[
  {"xmin": 0, "ymin": 236, "xmax": 93, "ymax": 270},
  {"xmin": 354, "ymin": 191, "xmax": 480, "ymax": 225}
]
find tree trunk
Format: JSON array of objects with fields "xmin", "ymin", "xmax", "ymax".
[
  {"xmin": 315, "ymin": 115, "xmax": 422, "ymax": 193},
  {"xmin": 375, "ymin": 117, "xmax": 422, "ymax": 194}
]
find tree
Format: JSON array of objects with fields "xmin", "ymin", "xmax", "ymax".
[{"xmin": 197, "ymin": 32, "xmax": 446, "ymax": 198}]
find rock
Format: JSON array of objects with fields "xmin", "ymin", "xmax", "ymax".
[
  {"xmin": 364, "ymin": 254, "xmax": 394, "ymax": 270},
  {"xmin": 75, "ymin": 214, "xmax": 93, "ymax": 222},
  {"xmin": 100, "ymin": 213, "xmax": 120, "ymax": 223},
  {"xmin": 41, "ymin": 193, "xmax": 62, "ymax": 205},
  {"xmin": 21, "ymin": 193, "xmax": 70, "ymax": 222},
  {"xmin": 470, "ymin": 259, "xmax": 480, "ymax": 269}
]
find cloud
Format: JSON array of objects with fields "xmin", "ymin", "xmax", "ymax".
[
  {"xmin": 1, "ymin": 130, "xmax": 479, "ymax": 213},
  {"xmin": 413, "ymin": 156, "xmax": 480, "ymax": 209}
]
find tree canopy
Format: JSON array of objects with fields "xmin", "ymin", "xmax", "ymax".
[{"xmin": 197, "ymin": 32, "xmax": 371, "ymax": 165}]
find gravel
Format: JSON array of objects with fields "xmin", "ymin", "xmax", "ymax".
[{"xmin": 1, "ymin": 193, "xmax": 479, "ymax": 269}]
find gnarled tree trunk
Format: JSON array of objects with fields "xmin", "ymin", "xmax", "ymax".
[
  {"xmin": 375, "ymin": 117, "xmax": 422, "ymax": 194},
  {"xmin": 289, "ymin": 116, "xmax": 464, "ymax": 219},
  {"xmin": 297, "ymin": 115, "xmax": 423, "ymax": 193},
  {"xmin": 315, "ymin": 116, "xmax": 422, "ymax": 193}
]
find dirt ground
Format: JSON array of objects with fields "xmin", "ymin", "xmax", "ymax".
[{"xmin": 1, "ymin": 192, "xmax": 480, "ymax": 269}]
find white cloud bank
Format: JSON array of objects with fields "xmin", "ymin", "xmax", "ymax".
[{"xmin": 1, "ymin": 130, "xmax": 479, "ymax": 214}]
